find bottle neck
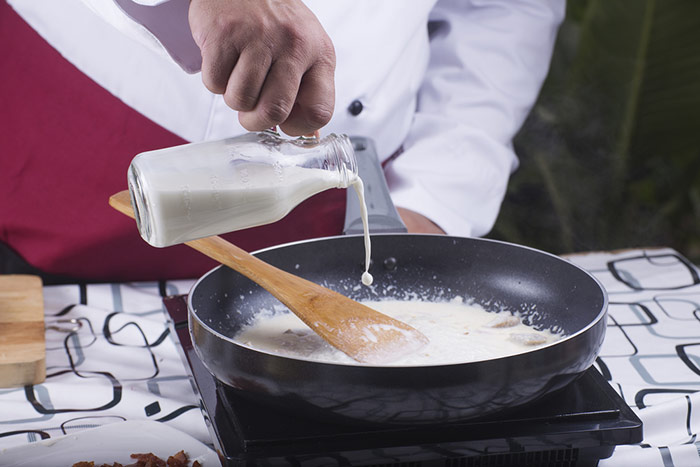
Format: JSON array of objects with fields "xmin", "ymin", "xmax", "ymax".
[
  {"xmin": 255, "ymin": 130, "xmax": 358, "ymax": 187},
  {"xmin": 325, "ymin": 134, "xmax": 358, "ymax": 188}
]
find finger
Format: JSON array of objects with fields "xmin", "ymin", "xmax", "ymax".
[
  {"xmin": 223, "ymin": 47, "xmax": 272, "ymax": 112},
  {"xmin": 188, "ymin": 1, "xmax": 229, "ymax": 94},
  {"xmin": 198, "ymin": 35, "xmax": 239, "ymax": 95},
  {"xmin": 279, "ymin": 61, "xmax": 335, "ymax": 136},
  {"xmin": 238, "ymin": 58, "xmax": 302, "ymax": 132}
]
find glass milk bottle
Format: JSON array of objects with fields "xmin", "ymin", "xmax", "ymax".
[{"xmin": 127, "ymin": 130, "xmax": 357, "ymax": 247}]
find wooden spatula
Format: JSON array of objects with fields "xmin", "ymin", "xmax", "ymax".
[{"xmin": 109, "ymin": 190, "xmax": 428, "ymax": 364}]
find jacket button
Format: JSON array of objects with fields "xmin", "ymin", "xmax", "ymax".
[{"xmin": 348, "ymin": 99, "xmax": 363, "ymax": 116}]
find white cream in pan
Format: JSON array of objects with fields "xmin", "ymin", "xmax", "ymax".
[{"xmin": 235, "ymin": 298, "xmax": 563, "ymax": 366}]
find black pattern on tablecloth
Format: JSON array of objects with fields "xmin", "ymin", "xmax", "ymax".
[{"xmin": 0, "ymin": 280, "xmax": 209, "ymax": 447}]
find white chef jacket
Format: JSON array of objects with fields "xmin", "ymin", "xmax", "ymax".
[{"xmin": 8, "ymin": 0, "xmax": 564, "ymax": 237}]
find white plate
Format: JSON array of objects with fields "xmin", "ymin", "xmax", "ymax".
[{"xmin": 0, "ymin": 420, "xmax": 219, "ymax": 466}]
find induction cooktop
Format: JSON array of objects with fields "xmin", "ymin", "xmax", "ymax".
[{"xmin": 163, "ymin": 295, "xmax": 642, "ymax": 467}]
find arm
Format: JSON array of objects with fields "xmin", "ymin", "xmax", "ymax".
[
  {"xmin": 385, "ymin": 0, "xmax": 565, "ymax": 236},
  {"xmin": 397, "ymin": 207, "xmax": 446, "ymax": 234}
]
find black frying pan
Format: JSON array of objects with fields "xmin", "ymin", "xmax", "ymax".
[
  {"xmin": 188, "ymin": 234, "xmax": 607, "ymax": 425},
  {"xmin": 187, "ymin": 138, "xmax": 608, "ymax": 425}
]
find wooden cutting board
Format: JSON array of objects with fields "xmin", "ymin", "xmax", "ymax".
[{"xmin": 0, "ymin": 274, "xmax": 46, "ymax": 387}]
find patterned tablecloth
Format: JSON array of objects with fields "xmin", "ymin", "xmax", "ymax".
[{"xmin": 0, "ymin": 247, "xmax": 699, "ymax": 466}]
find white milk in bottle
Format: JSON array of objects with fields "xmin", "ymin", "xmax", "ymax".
[{"xmin": 127, "ymin": 130, "xmax": 373, "ymax": 284}]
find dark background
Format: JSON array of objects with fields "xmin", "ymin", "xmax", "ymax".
[{"xmin": 488, "ymin": 0, "xmax": 700, "ymax": 263}]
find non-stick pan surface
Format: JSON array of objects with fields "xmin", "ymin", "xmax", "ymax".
[{"xmin": 188, "ymin": 234, "xmax": 607, "ymax": 425}]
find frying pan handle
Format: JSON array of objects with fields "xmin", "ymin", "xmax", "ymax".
[{"xmin": 343, "ymin": 137, "xmax": 407, "ymax": 235}]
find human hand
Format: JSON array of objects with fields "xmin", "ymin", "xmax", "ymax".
[
  {"xmin": 396, "ymin": 207, "xmax": 446, "ymax": 234},
  {"xmin": 188, "ymin": 0, "xmax": 336, "ymax": 136}
]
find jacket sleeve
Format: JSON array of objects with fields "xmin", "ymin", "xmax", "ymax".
[
  {"xmin": 384, "ymin": 0, "xmax": 565, "ymax": 237},
  {"xmin": 79, "ymin": 0, "xmax": 202, "ymax": 73}
]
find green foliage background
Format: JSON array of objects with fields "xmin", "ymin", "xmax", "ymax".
[{"xmin": 489, "ymin": 0, "xmax": 700, "ymax": 262}]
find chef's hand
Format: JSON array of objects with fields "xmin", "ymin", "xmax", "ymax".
[
  {"xmin": 397, "ymin": 207, "xmax": 446, "ymax": 234},
  {"xmin": 188, "ymin": 0, "xmax": 336, "ymax": 136}
]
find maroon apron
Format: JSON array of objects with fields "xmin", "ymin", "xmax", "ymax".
[{"xmin": 0, "ymin": 2, "xmax": 346, "ymax": 282}]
